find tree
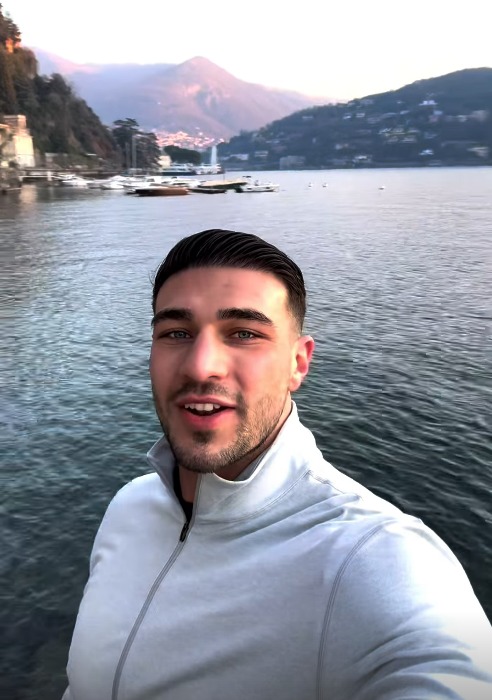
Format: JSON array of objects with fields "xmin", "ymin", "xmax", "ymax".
[
  {"xmin": 137, "ymin": 131, "xmax": 161, "ymax": 171},
  {"xmin": 111, "ymin": 119, "xmax": 161, "ymax": 170},
  {"xmin": 111, "ymin": 118, "xmax": 140, "ymax": 168},
  {"xmin": 0, "ymin": 46, "xmax": 17, "ymax": 113},
  {"xmin": 0, "ymin": 4, "xmax": 20, "ymax": 47},
  {"xmin": 164, "ymin": 145, "xmax": 201, "ymax": 165}
]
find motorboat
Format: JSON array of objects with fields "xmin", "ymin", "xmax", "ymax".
[
  {"xmin": 236, "ymin": 179, "xmax": 279, "ymax": 193},
  {"xmin": 160, "ymin": 164, "xmax": 197, "ymax": 176},
  {"xmin": 188, "ymin": 177, "xmax": 247, "ymax": 193},
  {"xmin": 194, "ymin": 164, "xmax": 224, "ymax": 175},
  {"xmin": 125, "ymin": 175, "xmax": 198, "ymax": 194},
  {"xmin": 99, "ymin": 176, "xmax": 127, "ymax": 190},
  {"xmin": 190, "ymin": 185, "xmax": 228, "ymax": 194},
  {"xmin": 134, "ymin": 185, "xmax": 189, "ymax": 197},
  {"xmin": 57, "ymin": 174, "xmax": 90, "ymax": 188}
]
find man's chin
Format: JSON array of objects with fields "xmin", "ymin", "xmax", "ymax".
[
  {"xmin": 169, "ymin": 439, "xmax": 230, "ymax": 474},
  {"xmin": 179, "ymin": 462, "xmax": 220, "ymax": 474}
]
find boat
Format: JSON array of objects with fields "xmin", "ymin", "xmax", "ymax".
[
  {"xmin": 124, "ymin": 176, "xmax": 193, "ymax": 194},
  {"xmin": 194, "ymin": 164, "xmax": 224, "ymax": 175},
  {"xmin": 134, "ymin": 185, "xmax": 189, "ymax": 197},
  {"xmin": 98, "ymin": 176, "xmax": 127, "ymax": 190},
  {"xmin": 160, "ymin": 163, "xmax": 197, "ymax": 176},
  {"xmin": 188, "ymin": 177, "xmax": 248, "ymax": 193},
  {"xmin": 57, "ymin": 174, "xmax": 90, "ymax": 188},
  {"xmin": 190, "ymin": 185, "xmax": 228, "ymax": 194},
  {"xmin": 236, "ymin": 179, "xmax": 279, "ymax": 193}
]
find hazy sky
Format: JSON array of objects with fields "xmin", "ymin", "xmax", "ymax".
[{"xmin": 5, "ymin": 0, "xmax": 492, "ymax": 100}]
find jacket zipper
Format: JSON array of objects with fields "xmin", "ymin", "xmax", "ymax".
[
  {"xmin": 180, "ymin": 520, "xmax": 190, "ymax": 541},
  {"xmin": 112, "ymin": 477, "xmax": 201, "ymax": 700}
]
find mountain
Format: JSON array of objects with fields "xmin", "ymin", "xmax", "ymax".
[
  {"xmin": 32, "ymin": 49, "xmax": 328, "ymax": 140},
  {"xmin": 219, "ymin": 68, "xmax": 492, "ymax": 169}
]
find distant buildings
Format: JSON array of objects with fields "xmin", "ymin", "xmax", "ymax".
[{"xmin": 155, "ymin": 130, "xmax": 219, "ymax": 151}]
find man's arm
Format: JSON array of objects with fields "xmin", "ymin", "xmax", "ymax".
[{"xmin": 318, "ymin": 519, "xmax": 492, "ymax": 699}]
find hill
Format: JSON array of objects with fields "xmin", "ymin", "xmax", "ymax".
[
  {"xmin": 0, "ymin": 7, "xmax": 119, "ymax": 163},
  {"xmin": 219, "ymin": 68, "xmax": 492, "ymax": 169},
  {"xmin": 33, "ymin": 49, "xmax": 328, "ymax": 142}
]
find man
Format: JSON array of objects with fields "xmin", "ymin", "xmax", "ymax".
[{"xmin": 64, "ymin": 228, "xmax": 492, "ymax": 699}]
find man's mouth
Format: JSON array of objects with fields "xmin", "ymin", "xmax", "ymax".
[{"xmin": 184, "ymin": 403, "xmax": 228, "ymax": 416}]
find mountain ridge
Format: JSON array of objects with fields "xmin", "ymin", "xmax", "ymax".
[{"xmin": 31, "ymin": 48, "xmax": 331, "ymax": 141}]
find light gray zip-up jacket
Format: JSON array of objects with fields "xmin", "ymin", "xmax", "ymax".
[{"xmin": 63, "ymin": 405, "xmax": 492, "ymax": 699}]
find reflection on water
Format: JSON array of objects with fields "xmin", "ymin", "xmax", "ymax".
[{"xmin": 2, "ymin": 169, "xmax": 492, "ymax": 699}]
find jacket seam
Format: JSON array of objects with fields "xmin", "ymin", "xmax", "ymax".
[{"xmin": 315, "ymin": 520, "xmax": 398, "ymax": 700}]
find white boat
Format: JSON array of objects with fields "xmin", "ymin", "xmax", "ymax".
[
  {"xmin": 237, "ymin": 179, "xmax": 279, "ymax": 193},
  {"xmin": 160, "ymin": 163, "xmax": 197, "ymax": 175},
  {"xmin": 124, "ymin": 175, "xmax": 198, "ymax": 194},
  {"xmin": 99, "ymin": 179, "xmax": 126, "ymax": 190},
  {"xmin": 58, "ymin": 174, "xmax": 91, "ymax": 188},
  {"xmin": 87, "ymin": 175, "xmax": 132, "ymax": 190}
]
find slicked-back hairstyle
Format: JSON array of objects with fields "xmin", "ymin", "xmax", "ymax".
[{"xmin": 152, "ymin": 229, "xmax": 306, "ymax": 332}]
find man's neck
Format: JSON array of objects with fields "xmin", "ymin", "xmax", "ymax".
[
  {"xmin": 179, "ymin": 468, "xmax": 199, "ymax": 503},
  {"xmin": 178, "ymin": 460, "xmax": 250, "ymax": 502}
]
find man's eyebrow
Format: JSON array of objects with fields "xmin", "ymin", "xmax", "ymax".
[
  {"xmin": 151, "ymin": 307, "xmax": 274, "ymax": 328},
  {"xmin": 151, "ymin": 308, "xmax": 193, "ymax": 327},
  {"xmin": 217, "ymin": 308, "xmax": 274, "ymax": 325}
]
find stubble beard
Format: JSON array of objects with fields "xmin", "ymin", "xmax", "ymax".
[{"xmin": 152, "ymin": 384, "xmax": 288, "ymax": 474}]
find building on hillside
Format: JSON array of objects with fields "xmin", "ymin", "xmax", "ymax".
[{"xmin": 0, "ymin": 115, "xmax": 36, "ymax": 167}]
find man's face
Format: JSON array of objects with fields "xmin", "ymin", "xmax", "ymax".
[{"xmin": 149, "ymin": 266, "xmax": 314, "ymax": 478}]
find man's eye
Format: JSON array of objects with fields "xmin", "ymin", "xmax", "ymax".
[
  {"xmin": 233, "ymin": 330, "xmax": 256, "ymax": 340},
  {"xmin": 160, "ymin": 330, "xmax": 190, "ymax": 339}
]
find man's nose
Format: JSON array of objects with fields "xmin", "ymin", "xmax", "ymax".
[{"xmin": 181, "ymin": 332, "xmax": 228, "ymax": 382}]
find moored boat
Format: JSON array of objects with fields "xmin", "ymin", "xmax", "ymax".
[
  {"xmin": 134, "ymin": 186, "xmax": 189, "ymax": 197},
  {"xmin": 190, "ymin": 185, "xmax": 228, "ymax": 194},
  {"xmin": 188, "ymin": 177, "xmax": 247, "ymax": 193},
  {"xmin": 57, "ymin": 174, "xmax": 91, "ymax": 188},
  {"xmin": 236, "ymin": 179, "xmax": 279, "ymax": 193}
]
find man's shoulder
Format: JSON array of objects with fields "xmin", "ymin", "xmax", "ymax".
[
  {"xmin": 102, "ymin": 473, "xmax": 168, "ymax": 521},
  {"xmin": 115, "ymin": 472, "xmax": 162, "ymax": 497}
]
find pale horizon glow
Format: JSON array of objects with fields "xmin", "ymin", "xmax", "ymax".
[{"xmin": 5, "ymin": 0, "xmax": 492, "ymax": 101}]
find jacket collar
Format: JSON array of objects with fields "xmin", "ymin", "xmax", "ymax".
[{"xmin": 146, "ymin": 402, "xmax": 321, "ymax": 523}]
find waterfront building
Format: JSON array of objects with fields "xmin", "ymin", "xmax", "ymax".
[{"xmin": 0, "ymin": 115, "xmax": 35, "ymax": 167}]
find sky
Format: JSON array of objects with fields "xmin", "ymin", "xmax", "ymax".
[{"xmin": 5, "ymin": 0, "xmax": 492, "ymax": 101}]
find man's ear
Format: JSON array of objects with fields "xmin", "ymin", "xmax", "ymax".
[{"xmin": 290, "ymin": 335, "xmax": 315, "ymax": 392}]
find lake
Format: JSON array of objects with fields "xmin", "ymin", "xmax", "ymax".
[{"xmin": 1, "ymin": 167, "xmax": 491, "ymax": 699}]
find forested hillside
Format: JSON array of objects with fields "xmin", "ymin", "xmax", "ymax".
[
  {"xmin": 0, "ymin": 4, "xmax": 119, "ymax": 163},
  {"xmin": 219, "ymin": 68, "xmax": 492, "ymax": 169}
]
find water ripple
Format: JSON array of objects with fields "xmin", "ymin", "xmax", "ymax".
[{"xmin": 1, "ymin": 168, "xmax": 491, "ymax": 697}]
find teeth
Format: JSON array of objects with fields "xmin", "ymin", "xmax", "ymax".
[{"xmin": 184, "ymin": 403, "xmax": 221, "ymax": 411}]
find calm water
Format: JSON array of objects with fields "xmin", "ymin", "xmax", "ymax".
[{"xmin": 2, "ymin": 168, "xmax": 492, "ymax": 699}]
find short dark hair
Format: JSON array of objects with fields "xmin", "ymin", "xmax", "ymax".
[{"xmin": 152, "ymin": 229, "xmax": 306, "ymax": 331}]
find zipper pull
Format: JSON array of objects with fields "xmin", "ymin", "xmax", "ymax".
[{"xmin": 180, "ymin": 521, "xmax": 190, "ymax": 542}]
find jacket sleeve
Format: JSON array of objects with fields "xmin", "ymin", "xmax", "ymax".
[{"xmin": 318, "ymin": 519, "xmax": 492, "ymax": 699}]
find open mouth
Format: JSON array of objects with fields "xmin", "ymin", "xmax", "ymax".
[{"xmin": 184, "ymin": 403, "xmax": 230, "ymax": 417}]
